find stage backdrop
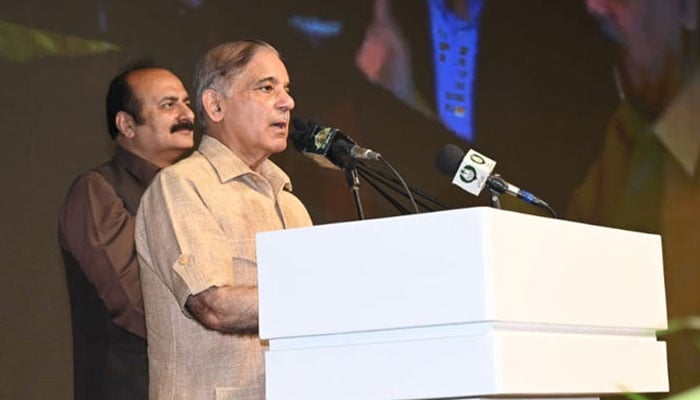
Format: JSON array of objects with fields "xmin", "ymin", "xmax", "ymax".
[{"xmin": 1, "ymin": 1, "xmax": 697, "ymax": 399}]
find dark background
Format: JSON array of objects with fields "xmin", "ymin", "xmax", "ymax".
[{"xmin": 1, "ymin": 1, "xmax": 674, "ymax": 399}]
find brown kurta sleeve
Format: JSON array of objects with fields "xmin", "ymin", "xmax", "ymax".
[{"xmin": 59, "ymin": 170, "xmax": 146, "ymax": 338}]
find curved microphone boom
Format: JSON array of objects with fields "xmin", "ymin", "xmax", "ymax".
[{"xmin": 435, "ymin": 143, "xmax": 556, "ymax": 217}]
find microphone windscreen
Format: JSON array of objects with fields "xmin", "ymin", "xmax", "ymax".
[
  {"xmin": 290, "ymin": 117, "xmax": 313, "ymax": 151},
  {"xmin": 435, "ymin": 144, "xmax": 466, "ymax": 177}
]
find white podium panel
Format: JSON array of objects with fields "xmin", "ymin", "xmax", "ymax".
[
  {"xmin": 265, "ymin": 326, "xmax": 667, "ymax": 400},
  {"xmin": 256, "ymin": 207, "xmax": 669, "ymax": 400}
]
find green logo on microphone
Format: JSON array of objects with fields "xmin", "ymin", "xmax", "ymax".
[{"xmin": 459, "ymin": 165, "xmax": 477, "ymax": 183}]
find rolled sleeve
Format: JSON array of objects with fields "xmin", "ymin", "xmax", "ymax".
[{"xmin": 136, "ymin": 168, "xmax": 237, "ymax": 311}]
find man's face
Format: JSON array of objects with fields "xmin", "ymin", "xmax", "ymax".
[
  {"xmin": 218, "ymin": 49, "xmax": 295, "ymax": 166},
  {"xmin": 127, "ymin": 68, "xmax": 195, "ymax": 166},
  {"xmin": 585, "ymin": 0, "xmax": 689, "ymax": 81}
]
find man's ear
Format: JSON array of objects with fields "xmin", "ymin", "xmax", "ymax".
[
  {"xmin": 115, "ymin": 111, "xmax": 137, "ymax": 139},
  {"xmin": 202, "ymin": 89, "xmax": 225, "ymax": 123},
  {"xmin": 681, "ymin": 0, "xmax": 698, "ymax": 31}
]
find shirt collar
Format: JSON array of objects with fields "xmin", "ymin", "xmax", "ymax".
[
  {"xmin": 197, "ymin": 134, "xmax": 293, "ymax": 193},
  {"xmin": 616, "ymin": 100, "xmax": 655, "ymax": 147},
  {"xmin": 114, "ymin": 145, "xmax": 161, "ymax": 185},
  {"xmin": 654, "ymin": 71, "xmax": 700, "ymax": 177}
]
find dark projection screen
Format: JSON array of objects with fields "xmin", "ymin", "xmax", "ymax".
[{"xmin": 1, "ymin": 1, "xmax": 698, "ymax": 398}]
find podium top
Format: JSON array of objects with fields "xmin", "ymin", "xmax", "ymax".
[{"xmin": 257, "ymin": 207, "xmax": 667, "ymax": 339}]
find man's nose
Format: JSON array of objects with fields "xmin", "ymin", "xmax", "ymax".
[
  {"xmin": 177, "ymin": 102, "xmax": 195, "ymax": 121},
  {"xmin": 278, "ymin": 90, "xmax": 295, "ymax": 112}
]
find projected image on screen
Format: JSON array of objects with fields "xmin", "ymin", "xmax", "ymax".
[
  {"xmin": 2, "ymin": 1, "xmax": 700, "ymax": 399},
  {"xmin": 352, "ymin": 0, "xmax": 483, "ymax": 141},
  {"xmin": 568, "ymin": 0, "xmax": 700, "ymax": 394},
  {"xmin": 288, "ymin": 0, "xmax": 483, "ymax": 141}
]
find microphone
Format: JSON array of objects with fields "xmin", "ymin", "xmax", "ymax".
[
  {"xmin": 435, "ymin": 143, "xmax": 552, "ymax": 210},
  {"xmin": 290, "ymin": 117, "xmax": 381, "ymax": 170}
]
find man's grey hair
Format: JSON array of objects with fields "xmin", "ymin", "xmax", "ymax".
[{"xmin": 193, "ymin": 39, "xmax": 280, "ymax": 129}]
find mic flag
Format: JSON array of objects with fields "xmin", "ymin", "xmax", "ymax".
[
  {"xmin": 435, "ymin": 143, "xmax": 555, "ymax": 217},
  {"xmin": 290, "ymin": 117, "xmax": 381, "ymax": 170},
  {"xmin": 290, "ymin": 118, "xmax": 342, "ymax": 170},
  {"xmin": 435, "ymin": 143, "xmax": 495, "ymax": 196},
  {"xmin": 452, "ymin": 149, "xmax": 497, "ymax": 196}
]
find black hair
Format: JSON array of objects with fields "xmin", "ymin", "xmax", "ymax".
[{"xmin": 105, "ymin": 60, "xmax": 160, "ymax": 140}]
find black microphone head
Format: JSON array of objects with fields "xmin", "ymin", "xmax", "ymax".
[
  {"xmin": 288, "ymin": 116, "xmax": 350, "ymax": 170},
  {"xmin": 290, "ymin": 116, "xmax": 315, "ymax": 152},
  {"xmin": 435, "ymin": 143, "xmax": 466, "ymax": 177}
]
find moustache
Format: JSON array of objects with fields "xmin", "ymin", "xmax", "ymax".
[{"xmin": 170, "ymin": 121, "xmax": 195, "ymax": 133}]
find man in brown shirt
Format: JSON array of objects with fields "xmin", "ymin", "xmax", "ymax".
[
  {"xmin": 58, "ymin": 63, "xmax": 195, "ymax": 400},
  {"xmin": 135, "ymin": 40, "xmax": 312, "ymax": 399}
]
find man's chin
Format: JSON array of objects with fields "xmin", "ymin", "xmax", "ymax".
[
  {"xmin": 173, "ymin": 135, "xmax": 195, "ymax": 149},
  {"xmin": 271, "ymin": 141, "xmax": 288, "ymax": 154}
]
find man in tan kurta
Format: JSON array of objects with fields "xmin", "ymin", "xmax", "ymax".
[{"xmin": 135, "ymin": 40, "xmax": 312, "ymax": 400}]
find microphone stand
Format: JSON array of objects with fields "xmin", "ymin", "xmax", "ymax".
[
  {"xmin": 488, "ymin": 188, "xmax": 502, "ymax": 209},
  {"xmin": 343, "ymin": 161, "xmax": 365, "ymax": 220}
]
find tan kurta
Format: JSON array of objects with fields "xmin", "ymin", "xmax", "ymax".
[{"xmin": 135, "ymin": 135, "xmax": 312, "ymax": 400}]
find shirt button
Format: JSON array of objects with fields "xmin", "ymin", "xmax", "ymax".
[{"xmin": 178, "ymin": 255, "xmax": 188, "ymax": 265}]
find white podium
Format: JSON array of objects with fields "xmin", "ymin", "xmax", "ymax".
[{"xmin": 256, "ymin": 207, "xmax": 668, "ymax": 400}]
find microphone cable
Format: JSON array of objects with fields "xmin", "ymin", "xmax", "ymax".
[
  {"xmin": 355, "ymin": 161, "xmax": 453, "ymax": 212},
  {"xmin": 376, "ymin": 156, "xmax": 420, "ymax": 214}
]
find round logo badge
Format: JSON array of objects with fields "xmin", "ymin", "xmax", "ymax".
[{"xmin": 459, "ymin": 165, "xmax": 477, "ymax": 183}]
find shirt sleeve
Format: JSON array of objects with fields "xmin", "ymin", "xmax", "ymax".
[
  {"xmin": 58, "ymin": 171, "xmax": 146, "ymax": 338},
  {"xmin": 136, "ymin": 169, "xmax": 237, "ymax": 311}
]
